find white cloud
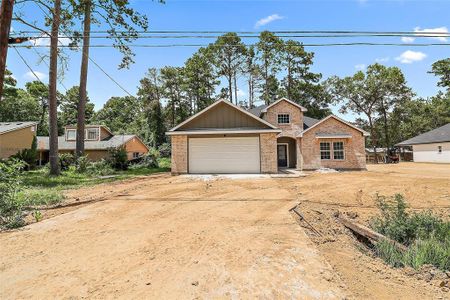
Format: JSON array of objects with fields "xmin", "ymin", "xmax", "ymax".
[
  {"xmin": 355, "ymin": 64, "xmax": 366, "ymax": 70},
  {"xmin": 24, "ymin": 70, "xmax": 47, "ymax": 81},
  {"xmin": 401, "ymin": 36, "xmax": 415, "ymax": 43},
  {"xmin": 375, "ymin": 57, "xmax": 390, "ymax": 63},
  {"xmin": 395, "ymin": 50, "xmax": 427, "ymax": 64},
  {"xmin": 237, "ymin": 88, "xmax": 246, "ymax": 98},
  {"xmin": 31, "ymin": 35, "xmax": 71, "ymax": 47},
  {"xmin": 254, "ymin": 14, "xmax": 284, "ymax": 29},
  {"xmin": 414, "ymin": 26, "xmax": 448, "ymax": 42}
]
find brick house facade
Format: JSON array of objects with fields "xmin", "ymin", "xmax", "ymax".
[{"xmin": 168, "ymin": 98, "xmax": 368, "ymax": 174}]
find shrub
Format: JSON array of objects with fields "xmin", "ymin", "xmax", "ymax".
[
  {"xmin": 370, "ymin": 194, "xmax": 450, "ymax": 271},
  {"xmin": 75, "ymin": 155, "xmax": 89, "ymax": 173},
  {"xmin": 59, "ymin": 153, "xmax": 76, "ymax": 171},
  {"xmin": 18, "ymin": 189, "xmax": 65, "ymax": 206},
  {"xmin": 86, "ymin": 159, "xmax": 115, "ymax": 176},
  {"xmin": 158, "ymin": 143, "xmax": 171, "ymax": 158},
  {"xmin": 107, "ymin": 146, "xmax": 128, "ymax": 170},
  {"xmin": 11, "ymin": 136, "xmax": 38, "ymax": 170},
  {"xmin": 0, "ymin": 160, "xmax": 26, "ymax": 229}
]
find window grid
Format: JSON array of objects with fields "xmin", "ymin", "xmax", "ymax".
[
  {"xmin": 277, "ymin": 114, "xmax": 290, "ymax": 124},
  {"xmin": 86, "ymin": 128, "xmax": 99, "ymax": 140},
  {"xmin": 320, "ymin": 142, "xmax": 331, "ymax": 160},
  {"xmin": 66, "ymin": 129, "xmax": 76, "ymax": 140},
  {"xmin": 333, "ymin": 142, "xmax": 345, "ymax": 160}
]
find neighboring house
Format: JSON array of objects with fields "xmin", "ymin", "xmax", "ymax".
[
  {"xmin": 0, "ymin": 122, "xmax": 38, "ymax": 159},
  {"xmin": 365, "ymin": 148, "xmax": 413, "ymax": 163},
  {"xmin": 167, "ymin": 98, "xmax": 368, "ymax": 174},
  {"xmin": 396, "ymin": 123, "xmax": 450, "ymax": 163},
  {"xmin": 37, "ymin": 125, "xmax": 149, "ymax": 164}
]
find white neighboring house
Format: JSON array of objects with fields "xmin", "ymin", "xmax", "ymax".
[{"xmin": 396, "ymin": 123, "xmax": 450, "ymax": 163}]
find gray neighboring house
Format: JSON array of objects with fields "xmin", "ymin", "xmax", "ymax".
[{"xmin": 396, "ymin": 123, "xmax": 450, "ymax": 163}]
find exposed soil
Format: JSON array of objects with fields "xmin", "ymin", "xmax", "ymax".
[{"xmin": 1, "ymin": 162, "xmax": 449, "ymax": 299}]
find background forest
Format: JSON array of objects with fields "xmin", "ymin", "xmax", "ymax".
[{"xmin": 2, "ymin": 32, "xmax": 449, "ymax": 152}]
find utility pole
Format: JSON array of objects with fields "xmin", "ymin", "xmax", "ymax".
[{"xmin": 0, "ymin": 0, "xmax": 14, "ymax": 100}]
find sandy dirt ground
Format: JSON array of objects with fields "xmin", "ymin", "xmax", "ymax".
[{"xmin": 0, "ymin": 162, "xmax": 449, "ymax": 299}]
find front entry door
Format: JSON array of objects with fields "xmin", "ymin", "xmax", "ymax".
[{"xmin": 277, "ymin": 144, "xmax": 288, "ymax": 168}]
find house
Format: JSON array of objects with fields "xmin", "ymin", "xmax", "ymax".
[
  {"xmin": 166, "ymin": 98, "xmax": 369, "ymax": 174},
  {"xmin": 0, "ymin": 122, "xmax": 38, "ymax": 159},
  {"xmin": 37, "ymin": 125, "xmax": 149, "ymax": 164},
  {"xmin": 365, "ymin": 147, "xmax": 413, "ymax": 163},
  {"xmin": 396, "ymin": 123, "xmax": 450, "ymax": 163}
]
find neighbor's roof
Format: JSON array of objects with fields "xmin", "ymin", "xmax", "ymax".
[
  {"xmin": 0, "ymin": 122, "xmax": 37, "ymax": 135},
  {"xmin": 37, "ymin": 135, "xmax": 137, "ymax": 150},
  {"xmin": 396, "ymin": 123, "xmax": 450, "ymax": 146}
]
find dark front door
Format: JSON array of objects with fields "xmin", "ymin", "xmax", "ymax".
[{"xmin": 277, "ymin": 144, "xmax": 288, "ymax": 168}]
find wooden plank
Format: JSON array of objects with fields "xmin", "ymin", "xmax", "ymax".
[{"xmin": 338, "ymin": 216, "xmax": 408, "ymax": 252}]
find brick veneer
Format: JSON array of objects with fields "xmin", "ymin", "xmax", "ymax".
[
  {"xmin": 301, "ymin": 117, "xmax": 366, "ymax": 170},
  {"xmin": 171, "ymin": 135, "xmax": 188, "ymax": 174},
  {"xmin": 263, "ymin": 100, "xmax": 303, "ymax": 138},
  {"xmin": 260, "ymin": 133, "xmax": 278, "ymax": 173}
]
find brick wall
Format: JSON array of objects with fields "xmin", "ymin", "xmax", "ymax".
[
  {"xmin": 263, "ymin": 100, "xmax": 303, "ymax": 138},
  {"xmin": 171, "ymin": 135, "xmax": 188, "ymax": 174},
  {"xmin": 301, "ymin": 117, "xmax": 366, "ymax": 170},
  {"xmin": 260, "ymin": 133, "xmax": 277, "ymax": 173}
]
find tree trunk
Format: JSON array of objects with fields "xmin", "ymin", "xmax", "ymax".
[
  {"xmin": 382, "ymin": 105, "xmax": 390, "ymax": 149},
  {"xmin": 248, "ymin": 75, "xmax": 252, "ymax": 108},
  {"xmin": 228, "ymin": 74, "xmax": 233, "ymax": 103},
  {"xmin": 287, "ymin": 61, "xmax": 292, "ymax": 99},
  {"xmin": 233, "ymin": 72, "xmax": 238, "ymax": 105},
  {"xmin": 48, "ymin": 0, "xmax": 61, "ymax": 175},
  {"xmin": 0, "ymin": 0, "xmax": 14, "ymax": 100},
  {"xmin": 76, "ymin": 0, "xmax": 91, "ymax": 158},
  {"xmin": 368, "ymin": 116, "xmax": 378, "ymax": 164}
]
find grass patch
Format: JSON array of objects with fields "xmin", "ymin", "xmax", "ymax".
[
  {"xmin": 17, "ymin": 189, "xmax": 66, "ymax": 207},
  {"xmin": 157, "ymin": 157, "xmax": 171, "ymax": 169},
  {"xmin": 370, "ymin": 194, "xmax": 450, "ymax": 271}
]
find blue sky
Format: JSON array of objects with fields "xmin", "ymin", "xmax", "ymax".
[{"xmin": 8, "ymin": 0, "xmax": 450, "ymax": 120}]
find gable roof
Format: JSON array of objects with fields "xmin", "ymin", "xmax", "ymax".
[
  {"xmin": 396, "ymin": 123, "xmax": 450, "ymax": 146},
  {"xmin": 64, "ymin": 124, "xmax": 114, "ymax": 136},
  {"xmin": 37, "ymin": 135, "xmax": 148, "ymax": 151},
  {"xmin": 261, "ymin": 98, "xmax": 308, "ymax": 113},
  {"xmin": 299, "ymin": 115, "xmax": 370, "ymax": 137},
  {"xmin": 0, "ymin": 122, "xmax": 37, "ymax": 135},
  {"xmin": 303, "ymin": 116, "xmax": 320, "ymax": 129},
  {"xmin": 248, "ymin": 104, "xmax": 267, "ymax": 117},
  {"xmin": 167, "ymin": 99, "xmax": 279, "ymax": 134}
]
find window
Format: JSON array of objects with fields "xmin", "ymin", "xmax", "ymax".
[
  {"xmin": 277, "ymin": 114, "xmax": 290, "ymax": 124},
  {"xmin": 66, "ymin": 129, "xmax": 76, "ymax": 141},
  {"xmin": 86, "ymin": 128, "xmax": 99, "ymax": 140},
  {"xmin": 438, "ymin": 146, "xmax": 442, "ymax": 153},
  {"xmin": 320, "ymin": 142, "xmax": 331, "ymax": 160},
  {"xmin": 333, "ymin": 142, "xmax": 345, "ymax": 160},
  {"xmin": 133, "ymin": 152, "xmax": 140, "ymax": 159}
]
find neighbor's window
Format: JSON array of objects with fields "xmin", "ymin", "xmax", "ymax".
[
  {"xmin": 133, "ymin": 152, "xmax": 140, "ymax": 159},
  {"xmin": 277, "ymin": 114, "xmax": 290, "ymax": 124},
  {"xmin": 438, "ymin": 146, "xmax": 442, "ymax": 153},
  {"xmin": 86, "ymin": 128, "xmax": 99, "ymax": 140},
  {"xmin": 320, "ymin": 142, "xmax": 331, "ymax": 160},
  {"xmin": 66, "ymin": 129, "xmax": 76, "ymax": 141},
  {"xmin": 333, "ymin": 142, "xmax": 345, "ymax": 160}
]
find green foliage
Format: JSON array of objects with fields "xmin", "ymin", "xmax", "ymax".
[
  {"xmin": 370, "ymin": 194, "xmax": 450, "ymax": 271},
  {"xmin": 92, "ymin": 96, "xmax": 141, "ymax": 133},
  {"xmin": 157, "ymin": 157, "xmax": 171, "ymax": 169},
  {"xmin": 107, "ymin": 147, "xmax": 128, "ymax": 170},
  {"xmin": 429, "ymin": 58, "xmax": 450, "ymax": 89},
  {"xmin": 59, "ymin": 86, "xmax": 95, "ymax": 126},
  {"xmin": 58, "ymin": 153, "xmax": 76, "ymax": 171},
  {"xmin": 18, "ymin": 189, "xmax": 65, "ymax": 206},
  {"xmin": 32, "ymin": 210, "xmax": 43, "ymax": 223},
  {"xmin": 75, "ymin": 155, "xmax": 89, "ymax": 173},
  {"xmin": 0, "ymin": 160, "xmax": 26, "ymax": 229},
  {"xmin": 131, "ymin": 149, "xmax": 159, "ymax": 169},
  {"xmin": 86, "ymin": 160, "xmax": 115, "ymax": 176},
  {"xmin": 11, "ymin": 136, "xmax": 38, "ymax": 170},
  {"xmin": 158, "ymin": 143, "xmax": 171, "ymax": 158}
]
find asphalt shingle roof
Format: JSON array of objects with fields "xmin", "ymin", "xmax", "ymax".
[
  {"xmin": 0, "ymin": 122, "xmax": 37, "ymax": 134},
  {"xmin": 396, "ymin": 123, "xmax": 450, "ymax": 146},
  {"xmin": 37, "ymin": 135, "xmax": 136, "ymax": 150}
]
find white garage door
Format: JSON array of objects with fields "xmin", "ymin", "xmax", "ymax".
[{"xmin": 189, "ymin": 137, "xmax": 260, "ymax": 173}]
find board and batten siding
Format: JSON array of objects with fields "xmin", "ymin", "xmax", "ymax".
[{"xmin": 412, "ymin": 142, "xmax": 450, "ymax": 163}]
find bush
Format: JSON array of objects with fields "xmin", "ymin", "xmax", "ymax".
[
  {"xmin": 158, "ymin": 143, "xmax": 171, "ymax": 158},
  {"xmin": 107, "ymin": 147, "xmax": 128, "ymax": 170},
  {"xmin": 86, "ymin": 159, "xmax": 115, "ymax": 176},
  {"xmin": 11, "ymin": 136, "xmax": 38, "ymax": 170},
  {"xmin": 370, "ymin": 194, "xmax": 450, "ymax": 271},
  {"xmin": 0, "ymin": 160, "xmax": 26, "ymax": 229},
  {"xmin": 17, "ymin": 189, "xmax": 65, "ymax": 206},
  {"xmin": 59, "ymin": 153, "xmax": 75, "ymax": 171},
  {"xmin": 75, "ymin": 155, "xmax": 89, "ymax": 173}
]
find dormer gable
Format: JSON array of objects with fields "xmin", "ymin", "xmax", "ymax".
[
  {"xmin": 261, "ymin": 98, "xmax": 306, "ymax": 131},
  {"xmin": 64, "ymin": 125, "xmax": 113, "ymax": 141}
]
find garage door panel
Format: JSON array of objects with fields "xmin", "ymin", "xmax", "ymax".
[{"xmin": 189, "ymin": 137, "xmax": 260, "ymax": 173}]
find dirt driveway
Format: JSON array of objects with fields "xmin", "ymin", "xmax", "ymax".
[
  {"xmin": 1, "ymin": 163, "xmax": 449, "ymax": 299},
  {"xmin": 0, "ymin": 176, "xmax": 345, "ymax": 299}
]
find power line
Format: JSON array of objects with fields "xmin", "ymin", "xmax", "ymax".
[
  {"xmin": 12, "ymin": 46, "xmax": 45, "ymax": 84},
  {"xmin": 10, "ymin": 30, "xmax": 450, "ymax": 34},
  {"xmin": 12, "ymin": 42, "xmax": 450, "ymax": 48}
]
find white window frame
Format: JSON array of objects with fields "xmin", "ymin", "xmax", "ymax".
[
  {"xmin": 333, "ymin": 141, "xmax": 345, "ymax": 160},
  {"xmin": 66, "ymin": 129, "xmax": 76, "ymax": 141},
  {"xmin": 320, "ymin": 142, "xmax": 331, "ymax": 160},
  {"xmin": 85, "ymin": 128, "xmax": 99, "ymax": 141},
  {"xmin": 133, "ymin": 152, "xmax": 140, "ymax": 159},
  {"xmin": 277, "ymin": 113, "xmax": 290, "ymax": 124}
]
